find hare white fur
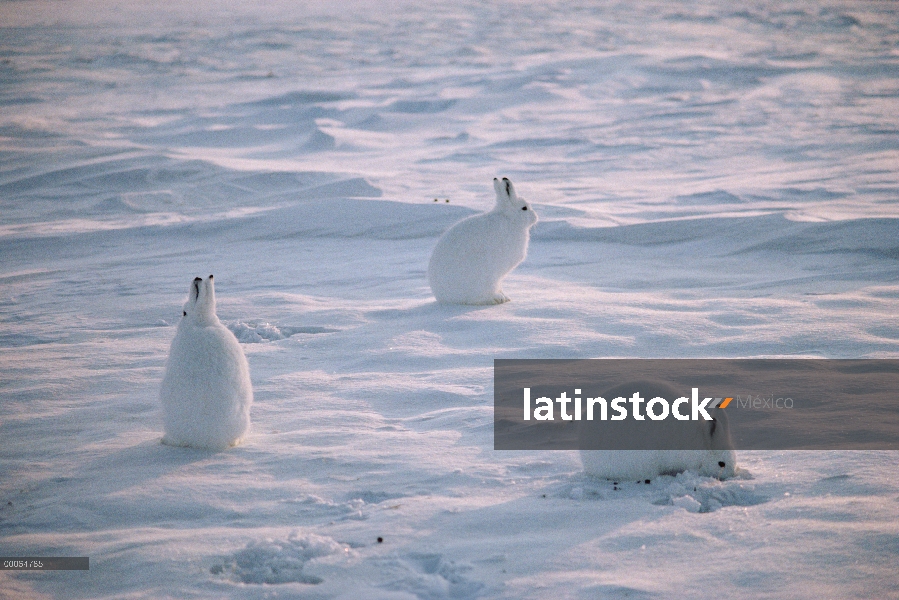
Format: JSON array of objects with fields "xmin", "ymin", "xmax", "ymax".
[
  {"xmin": 428, "ymin": 177, "xmax": 538, "ymax": 305},
  {"xmin": 579, "ymin": 381, "xmax": 736, "ymax": 481},
  {"xmin": 160, "ymin": 275, "xmax": 252, "ymax": 450}
]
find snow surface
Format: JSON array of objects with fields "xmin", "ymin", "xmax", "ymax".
[{"xmin": 1, "ymin": 0, "xmax": 898, "ymax": 597}]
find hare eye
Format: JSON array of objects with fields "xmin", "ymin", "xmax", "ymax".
[
  {"xmin": 183, "ymin": 311, "xmax": 187, "ymax": 316},
  {"xmin": 521, "ymin": 206, "xmax": 528, "ymax": 211},
  {"xmin": 718, "ymin": 461, "xmax": 726, "ymax": 468}
]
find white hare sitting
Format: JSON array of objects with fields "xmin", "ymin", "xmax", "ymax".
[
  {"xmin": 160, "ymin": 275, "xmax": 252, "ymax": 450},
  {"xmin": 428, "ymin": 177, "xmax": 538, "ymax": 305}
]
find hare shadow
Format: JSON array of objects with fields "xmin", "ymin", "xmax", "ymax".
[
  {"xmin": 17, "ymin": 437, "xmax": 253, "ymax": 532},
  {"xmin": 369, "ymin": 298, "xmax": 511, "ymax": 322},
  {"xmin": 83, "ymin": 437, "xmax": 231, "ymax": 489}
]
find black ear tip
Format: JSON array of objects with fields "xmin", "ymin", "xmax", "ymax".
[
  {"xmin": 194, "ymin": 277, "xmax": 202, "ymax": 282},
  {"xmin": 493, "ymin": 177, "xmax": 498, "ymax": 181},
  {"xmin": 502, "ymin": 177, "xmax": 510, "ymax": 182},
  {"xmin": 209, "ymin": 274, "xmax": 214, "ymax": 279}
]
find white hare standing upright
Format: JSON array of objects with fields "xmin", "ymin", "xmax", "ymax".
[
  {"xmin": 428, "ymin": 177, "xmax": 538, "ymax": 305},
  {"xmin": 160, "ymin": 275, "xmax": 252, "ymax": 450}
]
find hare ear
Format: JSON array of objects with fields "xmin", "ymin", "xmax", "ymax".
[
  {"xmin": 196, "ymin": 274, "xmax": 216, "ymax": 313},
  {"xmin": 493, "ymin": 177, "xmax": 516, "ymax": 204},
  {"xmin": 190, "ymin": 277, "xmax": 202, "ymax": 303},
  {"xmin": 501, "ymin": 177, "xmax": 516, "ymax": 201}
]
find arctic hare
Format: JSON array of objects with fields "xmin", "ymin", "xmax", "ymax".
[
  {"xmin": 160, "ymin": 275, "xmax": 252, "ymax": 450},
  {"xmin": 579, "ymin": 381, "xmax": 736, "ymax": 480},
  {"xmin": 428, "ymin": 177, "xmax": 538, "ymax": 304}
]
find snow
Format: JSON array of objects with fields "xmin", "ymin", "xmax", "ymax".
[{"xmin": 1, "ymin": 0, "xmax": 898, "ymax": 597}]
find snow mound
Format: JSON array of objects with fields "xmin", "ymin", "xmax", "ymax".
[
  {"xmin": 672, "ymin": 494, "xmax": 703, "ymax": 513},
  {"xmin": 658, "ymin": 471, "xmax": 769, "ymax": 513},
  {"xmin": 213, "ymin": 532, "xmax": 345, "ymax": 585},
  {"xmin": 226, "ymin": 321, "xmax": 338, "ymax": 343},
  {"xmin": 557, "ymin": 469, "xmax": 768, "ymax": 513},
  {"xmin": 378, "ymin": 553, "xmax": 484, "ymax": 600},
  {"xmin": 281, "ymin": 494, "xmax": 371, "ymax": 522}
]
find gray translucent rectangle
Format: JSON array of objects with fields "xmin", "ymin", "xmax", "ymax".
[
  {"xmin": 494, "ymin": 359, "xmax": 899, "ymax": 450},
  {"xmin": 0, "ymin": 557, "xmax": 89, "ymax": 570}
]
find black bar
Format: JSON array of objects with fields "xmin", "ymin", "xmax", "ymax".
[
  {"xmin": 1, "ymin": 557, "xmax": 89, "ymax": 570},
  {"xmin": 495, "ymin": 359, "xmax": 899, "ymax": 450}
]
